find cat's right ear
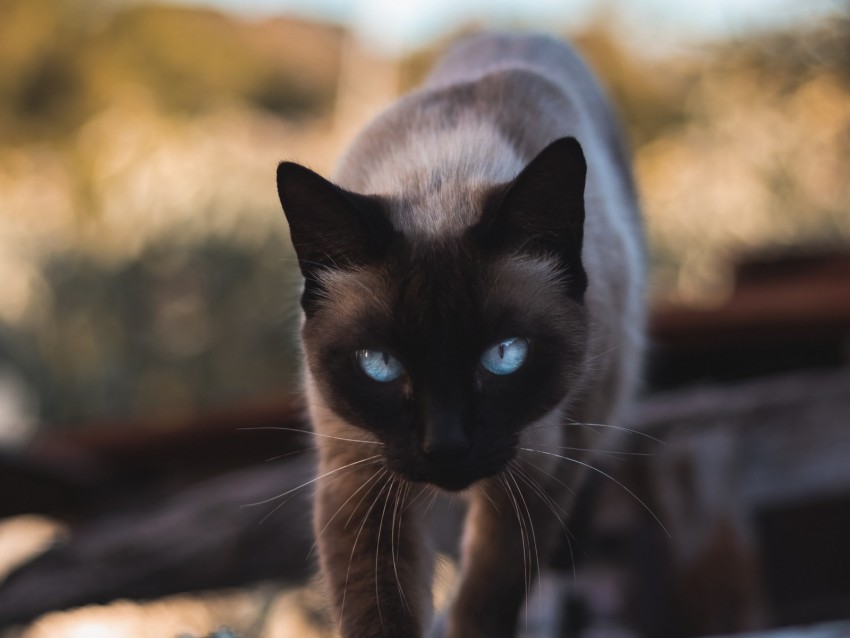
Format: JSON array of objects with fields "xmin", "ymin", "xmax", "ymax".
[
  {"xmin": 276, "ymin": 162, "xmax": 392, "ymax": 279},
  {"xmin": 472, "ymin": 137, "xmax": 588, "ymax": 301}
]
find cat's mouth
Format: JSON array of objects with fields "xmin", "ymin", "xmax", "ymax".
[
  {"xmin": 388, "ymin": 447, "xmax": 516, "ymax": 492},
  {"xmin": 424, "ymin": 468, "xmax": 499, "ymax": 492}
]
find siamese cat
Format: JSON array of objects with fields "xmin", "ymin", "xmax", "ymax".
[{"xmin": 276, "ymin": 33, "xmax": 645, "ymax": 638}]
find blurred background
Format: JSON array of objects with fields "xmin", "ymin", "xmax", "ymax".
[{"xmin": 1, "ymin": 0, "xmax": 849, "ymax": 636}]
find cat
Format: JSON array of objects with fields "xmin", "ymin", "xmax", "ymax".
[{"xmin": 276, "ymin": 32, "xmax": 645, "ymax": 638}]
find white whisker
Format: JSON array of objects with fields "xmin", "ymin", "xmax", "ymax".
[
  {"xmin": 257, "ymin": 458, "xmax": 375, "ymax": 525},
  {"xmin": 262, "ymin": 447, "xmax": 317, "ymax": 463},
  {"xmin": 375, "ymin": 475, "xmax": 396, "ymax": 627},
  {"xmin": 507, "ymin": 466, "xmax": 541, "ymax": 620},
  {"xmin": 309, "ymin": 465, "xmax": 384, "ymax": 557},
  {"xmin": 238, "ymin": 425, "xmax": 380, "ymax": 445},
  {"xmin": 565, "ymin": 418, "xmax": 666, "ymax": 445},
  {"xmin": 391, "ymin": 481, "xmax": 410, "ymax": 609},
  {"xmin": 520, "ymin": 447, "xmax": 671, "ymax": 537},
  {"xmin": 423, "ymin": 486, "xmax": 440, "ymax": 517},
  {"xmin": 478, "ymin": 484, "xmax": 501, "ymax": 515},
  {"xmin": 403, "ymin": 484, "xmax": 431, "ymax": 512},
  {"xmin": 243, "ymin": 454, "xmax": 382, "ymax": 507},
  {"xmin": 525, "ymin": 419, "xmax": 666, "ymax": 445},
  {"xmin": 499, "ymin": 472, "xmax": 530, "ymax": 611},
  {"xmin": 341, "ymin": 468, "xmax": 391, "ymax": 630},
  {"xmin": 514, "ymin": 456, "xmax": 585, "ymax": 560},
  {"xmin": 532, "ymin": 444, "xmax": 652, "ymax": 457},
  {"xmin": 511, "ymin": 460, "xmax": 578, "ymax": 582}
]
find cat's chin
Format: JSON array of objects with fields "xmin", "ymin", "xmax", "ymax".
[
  {"xmin": 419, "ymin": 471, "xmax": 488, "ymax": 493},
  {"xmin": 390, "ymin": 452, "xmax": 514, "ymax": 492}
]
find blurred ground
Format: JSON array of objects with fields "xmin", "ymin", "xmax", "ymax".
[{"xmin": 0, "ymin": 581, "xmax": 333, "ymax": 638}]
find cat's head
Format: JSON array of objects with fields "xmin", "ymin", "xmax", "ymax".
[{"xmin": 277, "ymin": 137, "xmax": 588, "ymax": 491}]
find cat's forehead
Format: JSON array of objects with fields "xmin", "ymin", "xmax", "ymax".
[
  {"xmin": 385, "ymin": 180, "xmax": 491, "ymax": 240},
  {"xmin": 343, "ymin": 117, "xmax": 523, "ymax": 240},
  {"xmin": 313, "ymin": 244, "xmax": 572, "ymax": 331}
]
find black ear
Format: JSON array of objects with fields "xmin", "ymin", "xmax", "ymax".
[
  {"xmin": 276, "ymin": 161, "xmax": 392, "ymax": 279},
  {"xmin": 474, "ymin": 136, "xmax": 587, "ymax": 300}
]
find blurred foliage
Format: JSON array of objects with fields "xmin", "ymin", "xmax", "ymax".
[
  {"xmin": 0, "ymin": 0, "xmax": 849, "ymax": 428},
  {"xmin": 0, "ymin": 0, "xmax": 344, "ymax": 426},
  {"xmin": 635, "ymin": 15, "xmax": 850, "ymax": 301},
  {"xmin": 0, "ymin": 0, "xmax": 342, "ymax": 142},
  {"xmin": 1, "ymin": 237, "xmax": 302, "ymax": 426}
]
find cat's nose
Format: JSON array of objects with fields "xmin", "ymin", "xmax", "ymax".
[
  {"xmin": 422, "ymin": 436, "xmax": 470, "ymax": 465},
  {"xmin": 421, "ymin": 418, "xmax": 471, "ymax": 464}
]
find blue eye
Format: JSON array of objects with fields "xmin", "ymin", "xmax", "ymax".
[
  {"xmin": 480, "ymin": 337, "xmax": 528, "ymax": 375},
  {"xmin": 356, "ymin": 349, "xmax": 404, "ymax": 382}
]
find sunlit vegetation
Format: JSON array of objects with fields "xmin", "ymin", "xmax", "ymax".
[{"xmin": 0, "ymin": 0, "xmax": 341, "ymax": 140}]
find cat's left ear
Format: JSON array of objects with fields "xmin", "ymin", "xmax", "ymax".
[
  {"xmin": 474, "ymin": 136, "xmax": 587, "ymax": 300},
  {"xmin": 276, "ymin": 162, "xmax": 392, "ymax": 279}
]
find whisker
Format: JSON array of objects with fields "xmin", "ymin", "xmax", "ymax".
[
  {"xmin": 511, "ymin": 460, "xmax": 578, "ymax": 582},
  {"xmin": 423, "ymin": 486, "xmax": 440, "ymax": 517},
  {"xmin": 581, "ymin": 342, "xmax": 625, "ymax": 366},
  {"xmin": 564, "ymin": 419, "xmax": 666, "ymax": 445},
  {"xmin": 478, "ymin": 484, "xmax": 501, "ymax": 515},
  {"xmin": 341, "ymin": 468, "xmax": 392, "ymax": 630},
  {"xmin": 499, "ymin": 473, "xmax": 530, "ymax": 609},
  {"xmin": 513, "ymin": 456, "xmax": 587, "ymax": 563},
  {"xmin": 507, "ymin": 466, "xmax": 541, "ymax": 620},
  {"xmin": 510, "ymin": 462, "xmax": 562, "ymax": 609},
  {"xmin": 262, "ymin": 447, "xmax": 317, "ymax": 463},
  {"xmin": 243, "ymin": 454, "xmax": 383, "ymax": 507},
  {"xmin": 525, "ymin": 419, "xmax": 666, "ymax": 445},
  {"xmin": 391, "ymin": 480, "xmax": 409, "ymax": 609},
  {"xmin": 530, "ymin": 444, "xmax": 653, "ymax": 457},
  {"xmin": 309, "ymin": 465, "xmax": 384, "ymax": 557},
  {"xmin": 257, "ymin": 458, "xmax": 374, "ymax": 525},
  {"xmin": 403, "ymin": 484, "xmax": 431, "ymax": 512},
  {"xmin": 375, "ymin": 475, "xmax": 396, "ymax": 627},
  {"xmin": 345, "ymin": 466, "xmax": 389, "ymax": 529},
  {"xmin": 510, "ymin": 461, "xmax": 568, "ymax": 520},
  {"xmin": 516, "ymin": 453, "xmax": 577, "ymax": 499},
  {"xmin": 520, "ymin": 447, "xmax": 671, "ymax": 537},
  {"xmin": 238, "ymin": 426, "xmax": 380, "ymax": 445}
]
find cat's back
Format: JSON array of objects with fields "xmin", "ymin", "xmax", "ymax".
[
  {"xmin": 335, "ymin": 33, "xmax": 635, "ymax": 235},
  {"xmin": 422, "ymin": 31, "xmax": 615, "ymax": 129}
]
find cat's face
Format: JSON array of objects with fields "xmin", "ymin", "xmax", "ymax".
[{"xmin": 278, "ymin": 138, "xmax": 588, "ymax": 491}]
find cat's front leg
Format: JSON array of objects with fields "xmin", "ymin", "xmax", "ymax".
[
  {"xmin": 444, "ymin": 473, "xmax": 566, "ymax": 638},
  {"xmin": 314, "ymin": 454, "xmax": 430, "ymax": 638}
]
